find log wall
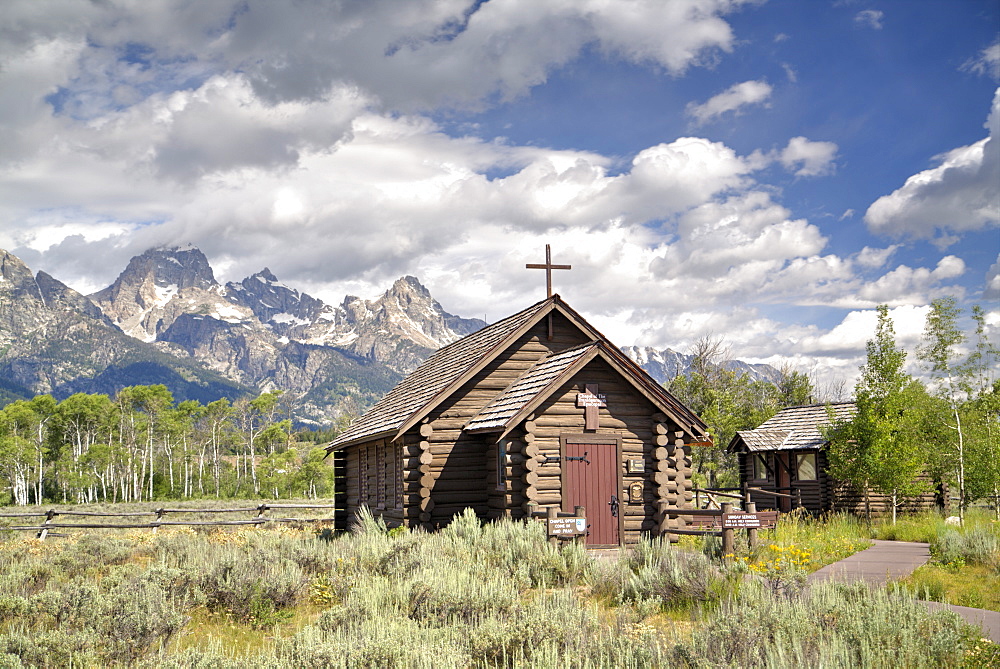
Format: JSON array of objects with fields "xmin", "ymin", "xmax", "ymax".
[
  {"xmin": 738, "ymin": 450, "xmax": 830, "ymax": 515},
  {"xmin": 737, "ymin": 449, "xmax": 942, "ymax": 517},
  {"xmin": 829, "ymin": 472, "xmax": 942, "ymax": 517}
]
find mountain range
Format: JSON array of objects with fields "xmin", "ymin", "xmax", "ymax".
[
  {"xmin": 1, "ymin": 246, "xmax": 778, "ymax": 424},
  {"xmin": 621, "ymin": 345, "xmax": 783, "ymax": 386}
]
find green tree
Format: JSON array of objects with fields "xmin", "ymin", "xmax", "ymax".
[
  {"xmin": 964, "ymin": 307, "xmax": 1000, "ymax": 517},
  {"xmin": 0, "ymin": 407, "xmax": 34, "ymax": 505},
  {"xmin": 2, "ymin": 396, "xmax": 56, "ymax": 504},
  {"xmin": 51, "ymin": 393, "xmax": 114, "ymax": 503},
  {"xmin": 667, "ymin": 336, "xmax": 805, "ymax": 488},
  {"xmin": 259, "ymin": 448, "xmax": 297, "ymax": 499},
  {"xmin": 233, "ymin": 391, "xmax": 285, "ymax": 496},
  {"xmin": 917, "ymin": 297, "xmax": 969, "ymax": 520},
  {"xmin": 195, "ymin": 398, "xmax": 233, "ymax": 498},
  {"xmin": 827, "ymin": 305, "xmax": 929, "ymax": 523},
  {"xmin": 297, "ymin": 447, "xmax": 335, "ymax": 499},
  {"xmin": 776, "ymin": 363, "xmax": 815, "ymax": 406},
  {"xmin": 918, "ymin": 299, "xmax": 1000, "ymax": 520}
]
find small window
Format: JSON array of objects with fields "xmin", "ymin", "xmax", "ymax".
[
  {"xmin": 394, "ymin": 445, "xmax": 403, "ymax": 509},
  {"xmin": 376, "ymin": 442, "xmax": 386, "ymax": 509},
  {"xmin": 753, "ymin": 454, "xmax": 771, "ymax": 481},
  {"xmin": 496, "ymin": 439, "xmax": 507, "ymax": 491},
  {"xmin": 359, "ymin": 445, "xmax": 369, "ymax": 504},
  {"xmin": 796, "ymin": 453, "xmax": 817, "ymax": 481}
]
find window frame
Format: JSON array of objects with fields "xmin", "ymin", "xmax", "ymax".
[
  {"xmin": 752, "ymin": 453, "xmax": 773, "ymax": 482},
  {"xmin": 496, "ymin": 438, "xmax": 507, "ymax": 492},
  {"xmin": 795, "ymin": 452, "xmax": 818, "ymax": 481}
]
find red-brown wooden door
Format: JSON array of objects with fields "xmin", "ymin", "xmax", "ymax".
[
  {"xmin": 776, "ymin": 453, "xmax": 792, "ymax": 512},
  {"xmin": 563, "ymin": 442, "xmax": 620, "ymax": 546}
]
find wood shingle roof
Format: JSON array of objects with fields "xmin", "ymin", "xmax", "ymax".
[
  {"xmin": 464, "ymin": 342, "xmax": 596, "ymax": 433},
  {"xmin": 729, "ymin": 402, "xmax": 856, "ymax": 452}
]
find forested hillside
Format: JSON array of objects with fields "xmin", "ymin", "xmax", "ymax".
[{"xmin": 0, "ymin": 386, "xmax": 335, "ymax": 506}]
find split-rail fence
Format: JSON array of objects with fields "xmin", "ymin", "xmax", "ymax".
[{"xmin": 0, "ymin": 503, "xmax": 338, "ymax": 540}]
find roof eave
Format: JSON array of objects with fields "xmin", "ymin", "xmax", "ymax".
[
  {"xmin": 487, "ymin": 342, "xmax": 709, "ymax": 443},
  {"xmin": 593, "ymin": 345, "xmax": 710, "ymax": 439},
  {"xmin": 463, "ymin": 424, "xmax": 504, "ymax": 434},
  {"xmin": 325, "ymin": 428, "xmax": 397, "ymax": 452}
]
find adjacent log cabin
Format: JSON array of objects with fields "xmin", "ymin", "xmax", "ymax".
[
  {"xmin": 728, "ymin": 402, "xmax": 941, "ymax": 516},
  {"xmin": 326, "ymin": 295, "xmax": 710, "ymax": 546}
]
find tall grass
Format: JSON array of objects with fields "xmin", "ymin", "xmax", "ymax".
[
  {"xmin": 673, "ymin": 581, "xmax": 977, "ymax": 668},
  {"xmin": 0, "ymin": 505, "xmax": 992, "ymax": 667}
]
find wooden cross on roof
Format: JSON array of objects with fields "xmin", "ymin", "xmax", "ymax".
[{"xmin": 526, "ymin": 244, "xmax": 571, "ymax": 298}]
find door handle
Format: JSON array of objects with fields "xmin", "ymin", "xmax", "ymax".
[{"xmin": 608, "ymin": 494, "xmax": 619, "ymax": 518}]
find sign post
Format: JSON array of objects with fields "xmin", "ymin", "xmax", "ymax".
[
  {"xmin": 545, "ymin": 505, "xmax": 587, "ymax": 546},
  {"xmin": 721, "ymin": 502, "xmax": 734, "ymax": 556}
]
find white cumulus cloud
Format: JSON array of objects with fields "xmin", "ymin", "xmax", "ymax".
[
  {"xmin": 686, "ymin": 79, "xmax": 773, "ymax": 124},
  {"xmin": 865, "ymin": 88, "xmax": 1000, "ymax": 241},
  {"xmin": 961, "ymin": 39, "xmax": 1000, "ymax": 81},
  {"xmin": 985, "ymin": 254, "xmax": 1000, "ymax": 300},
  {"xmin": 779, "ymin": 136, "xmax": 838, "ymax": 176}
]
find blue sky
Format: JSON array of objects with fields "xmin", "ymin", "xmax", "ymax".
[{"xmin": 1, "ymin": 0, "xmax": 997, "ymax": 389}]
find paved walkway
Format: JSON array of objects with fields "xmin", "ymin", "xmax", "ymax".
[
  {"xmin": 808, "ymin": 539, "xmax": 931, "ymax": 586},
  {"xmin": 808, "ymin": 539, "xmax": 1000, "ymax": 643}
]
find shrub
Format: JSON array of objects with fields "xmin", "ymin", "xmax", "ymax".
[
  {"xmin": 96, "ymin": 579, "xmax": 189, "ymax": 664},
  {"xmin": 443, "ymin": 509, "xmax": 591, "ymax": 588},
  {"xmin": 0, "ymin": 595, "xmax": 29, "ymax": 623},
  {"xmin": 31, "ymin": 581, "xmax": 100, "ymax": 628},
  {"xmin": 590, "ymin": 536, "xmax": 721, "ymax": 607},
  {"xmin": 933, "ymin": 526, "xmax": 999, "ymax": 568},
  {"xmin": 406, "ymin": 566, "xmax": 520, "ymax": 625},
  {"xmin": 671, "ymin": 581, "xmax": 973, "ymax": 668},
  {"xmin": 0, "ymin": 629, "xmax": 100, "ymax": 667},
  {"xmin": 52, "ymin": 534, "xmax": 135, "ymax": 574},
  {"xmin": 199, "ymin": 556, "xmax": 306, "ymax": 628}
]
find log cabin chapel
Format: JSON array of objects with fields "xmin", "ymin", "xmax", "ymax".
[{"xmin": 326, "ymin": 246, "xmax": 711, "ymax": 547}]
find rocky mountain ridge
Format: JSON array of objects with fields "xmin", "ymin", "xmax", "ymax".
[
  {"xmin": 0, "ymin": 249, "xmax": 248, "ymax": 405},
  {"xmin": 0, "ymin": 246, "xmax": 487, "ymax": 424},
  {"xmin": 2, "ymin": 245, "xmax": 780, "ymax": 424},
  {"xmin": 91, "ymin": 246, "xmax": 486, "ymax": 376},
  {"xmin": 622, "ymin": 345, "xmax": 782, "ymax": 385}
]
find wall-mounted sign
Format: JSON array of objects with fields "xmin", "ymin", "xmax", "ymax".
[
  {"xmin": 628, "ymin": 481, "xmax": 644, "ymax": 502},
  {"xmin": 576, "ymin": 383, "xmax": 607, "ymax": 430},
  {"xmin": 721, "ymin": 511, "xmax": 779, "ymax": 529},
  {"xmin": 626, "ymin": 458, "xmax": 644, "ymax": 474},
  {"xmin": 577, "ymin": 394, "xmax": 607, "ymax": 407}
]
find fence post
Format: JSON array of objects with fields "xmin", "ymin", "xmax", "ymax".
[
  {"xmin": 546, "ymin": 506, "xmax": 559, "ymax": 547},
  {"xmin": 695, "ymin": 487, "xmax": 700, "ymax": 510},
  {"xmin": 152, "ymin": 508, "xmax": 166, "ymax": 534},
  {"xmin": 742, "ymin": 481, "xmax": 750, "ymax": 507},
  {"xmin": 746, "ymin": 502, "xmax": 758, "ymax": 550},
  {"xmin": 37, "ymin": 509, "xmax": 55, "ymax": 541},
  {"xmin": 525, "ymin": 501, "xmax": 538, "ymax": 519},
  {"xmin": 721, "ymin": 502, "xmax": 734, "ymax": 557},
  {"xmin": 656, "ymin": 501, "xmax": 669, "ymax": 539}
]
